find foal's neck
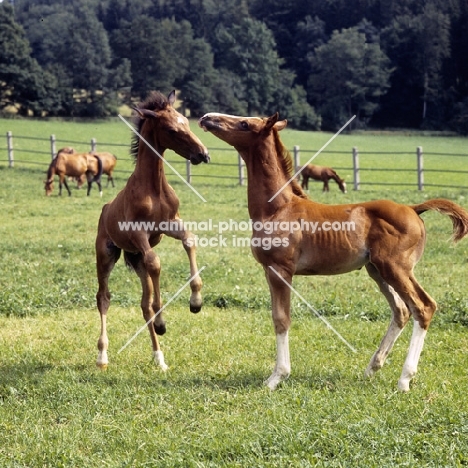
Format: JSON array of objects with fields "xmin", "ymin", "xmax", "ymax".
[
  {"xmin": 134, "ymin": 137, "xmax": 168, "ymax": 194},
  {"xmin": 241, "ymin": 138, "xmax": 296, "ymax": 220}
]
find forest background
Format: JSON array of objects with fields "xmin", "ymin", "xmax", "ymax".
[{"xmin": 1, "ymin": 0, "xmax": 468, "ymax": 133}]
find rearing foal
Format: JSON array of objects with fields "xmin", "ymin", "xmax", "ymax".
[
  {"xmin": 199, "ymin": 112, "xmax": 468, "ymax": 391},
  {"xmin": 95, "ymin": 91, "xmax": 209, "ymax": 371}
]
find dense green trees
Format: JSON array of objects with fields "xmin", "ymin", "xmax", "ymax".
[
  {"xmin": 1, "ymin": 0, "xmax": 467, "ymax": 132},
  {"xmin": 308, "ymin": 27, "xmax": 392, "ymax": 130},
  {"xmin": 0, "ymin": 3, "xmax": 62, "ymax": 116}
]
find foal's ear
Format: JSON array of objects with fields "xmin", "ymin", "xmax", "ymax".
[
  {"xmin": 133, "ymin": 107, "xmax": 158, "ymax": 119},
  {"xmin": 265, "ymin": 113, "xmax": 287, "ymax": 132},
  {"xmin": 274, "ymin": 119, "xmax": 288, "ymax": 131},
  {"xmin": 168, "ymin": 90, "xmax": 176, "ymax": 106}
]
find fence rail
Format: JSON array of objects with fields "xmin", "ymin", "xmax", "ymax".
[{"xmin": 3, "ymin": 131, "xmax": 468, "ymax": 191}]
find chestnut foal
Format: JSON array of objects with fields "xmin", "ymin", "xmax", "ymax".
[
  {"xmin": 95, "ymin": 91, "xmax": 209, "ymax": 371},
  {"xmin": 199, "ymin": 112, "xmax": 468, "ymax": 391}
]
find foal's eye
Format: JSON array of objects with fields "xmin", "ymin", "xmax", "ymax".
[{"xmin": 240, "ymin": 121, "xmax": 249, "ymax": 130}]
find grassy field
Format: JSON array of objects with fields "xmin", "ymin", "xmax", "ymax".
[{"xmin": 0, "ymin": 117, "xmax": 468, "ymax": 467}]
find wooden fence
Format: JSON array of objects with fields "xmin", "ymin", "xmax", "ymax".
[{"xmin": 3, "ymin": 131, "xmax": 468, "ymax": 190}]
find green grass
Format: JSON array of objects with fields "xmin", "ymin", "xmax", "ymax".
[{"xmin": 1, "ymin": 118, "xmax": 468, "ymax": 466}]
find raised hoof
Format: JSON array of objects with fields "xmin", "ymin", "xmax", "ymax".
[
  {"xmin": 190, "ymin": 304, "xmax": 202, "ymax": 313},
  {"xmin": 154, "ymin": 322, "xmax": 166, "ymax": 335}
]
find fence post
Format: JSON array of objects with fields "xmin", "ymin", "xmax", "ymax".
[
  {"xmin": 91, "ymin": 138, "xmax": 97, "ymax": 152},
  {"xmin": 238, "ymin": 153, "xmax": 245, "ymax": 186},
  {"xmin": 417, "ymin": 146, "xmax": 424, "ymax": 190},
  {"xmin": 186, "ymin": 159, "xmax": 191, "ymax": 184},
  {"xmin": 293, "ymin": 145, "xmax": 300, "ymax": 171},
  {"xmin": 352, "ymin": 147, "xmax": 360, "ymax": 190},
  {"xmin": 7, "ymin": 131, "xmax": 14, "ymax": 167},
  {"xmin": 50, "ymin": 134, "xmax": 56, "ymax": 159}
]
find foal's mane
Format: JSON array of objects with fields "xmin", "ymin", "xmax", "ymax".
[
  {"xmin": 272, "ymin": 129, "xmax": 307, "ymax": 198},
  {"xmin": 130, "ymin": 91, "xmax": 170, "ymax": 160}
]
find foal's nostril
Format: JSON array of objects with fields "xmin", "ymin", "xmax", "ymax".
[{"xmin": 190, "ymin": 152, "xmax": 210, "ymax": 165}]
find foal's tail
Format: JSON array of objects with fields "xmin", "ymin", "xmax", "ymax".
[
  {"xmin": 412, "ymin": 199, "xmax": 468, "ymax": 242},
  {"xmin": 93, "ymin": 155, "xmax": 104, "ymax": 182}
]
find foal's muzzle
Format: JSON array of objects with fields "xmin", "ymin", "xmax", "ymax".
[{"xmin": 190, "ymin": 152, "xmax": 210, "ymax": 165}]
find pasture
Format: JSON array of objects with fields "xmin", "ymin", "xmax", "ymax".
[{"xmin": 0, "ymin": 117, "xmax": 468, "ymax": 467}]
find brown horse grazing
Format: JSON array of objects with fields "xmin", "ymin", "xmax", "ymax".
[
  {"xmin": 300, "ymin": 164, "xmax": 347, "ymax": 193},
  {"xmin": 45, "ymin": 148, "xmax": 103, "ymax": 196},
  {"xmin": 95, "ymin": 90, "xmax": 209, "ymax": 371},
  {"xmin": 77, "ymin": 152, "xmax": 117, "ymax": 189},
  {"xmin": 199, "ymin": 112, "xmax": 468, "ymax": 391}
]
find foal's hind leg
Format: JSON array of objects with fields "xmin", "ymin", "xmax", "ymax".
[
  {"xmin": 125, "ymin": 250, "xmax": 168, "ymax": 370},
  {"xmin": 364, "ymin": 264, "xmax": 411, "ymax": 377},
  {"xmin": 369, "ymin": 261, "xmax": 437, "ymax": 391},
  {"xmin": 95, "ymin": 233, "xmax": 121, "ymax": 369}
]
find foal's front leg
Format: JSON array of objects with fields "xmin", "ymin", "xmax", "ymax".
[
  {"xmin": 164, "ymin": 221, "xmax": 203, "ymax": 313},
  {"xmin": 264, "ymin": 266, "xmax": 292, "ymax": 390}
]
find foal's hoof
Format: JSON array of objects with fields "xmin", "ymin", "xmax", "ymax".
[
  {"xmin": 154, "ymin": 322, "xmax": 166, "ymax": 335},
  {"xmin": 190, "ymin": 304, "xmax": 202, "ymax": 313}
]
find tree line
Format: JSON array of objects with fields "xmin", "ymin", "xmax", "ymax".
[{"xmin": 1, "ymin": 0, "xmax": 467, "ymax": 133}]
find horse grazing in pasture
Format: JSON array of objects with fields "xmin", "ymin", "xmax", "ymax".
[
  {"xmin": 300, "ymin": 164, "xmax": 347, "ymax": 193},
  {"xmin": 95, "ymin": 90, "xmax": 210, "ymax": 371},
  {"xmin": 45, "ymin": 148, "xmax": 104, "ymax": 196},
  {"xmin": 198, "ymin": 111, "xmax": 468, "ymax": 392},
  {"xmin": 76, "ymin": 152, "xmax": 117, "ymax": 189}
]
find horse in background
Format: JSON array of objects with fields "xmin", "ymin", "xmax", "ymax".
[
  {"xmin": 76, "ymin": 152, "xmax": 117, "ymax": 189},
  {"xmin": 199, "ymin": 111, "xmax": 468, "ymax": 392},
  {"xmin": 300, "ymin": 164, "xmax": 347, "ymax": 193},
  {"xmin": 95, "ymin": 90, "xmax": 209, "ymax": 371},
  {"xmin": 44, "ymin": 148, "xmax": 103, "ymax": 196}
]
